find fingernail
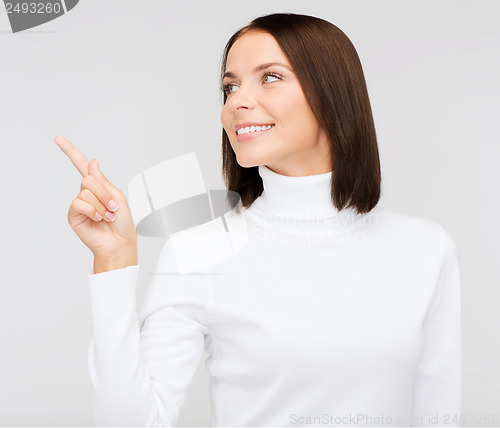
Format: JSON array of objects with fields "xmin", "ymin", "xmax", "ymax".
[
  {"xmin": 107, "ymin": 200, "xmax": 119, "ymax": 212},
  {"xmin": 105, "ymin": 211, "xmax": 116, "ymax": 221}
]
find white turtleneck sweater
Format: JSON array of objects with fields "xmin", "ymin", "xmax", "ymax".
[{"xmin": 87, "ymin": 165, "xmax": 462, "ymax": 427}]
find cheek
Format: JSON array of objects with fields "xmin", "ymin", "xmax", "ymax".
[
  {"xmin": 221, "ymin": 107, "xmax": 236, "ymax": 147},
  {"xmin": 221, "ymin": 107, "xmax": 229, "ymax": 129},
  {"xmin": 274, "ymin": 92, "xmax": 317, "ymax": 140},
  {"xmin": 221, "ymin": 108, "xmax": 234, "ymax": 140}
]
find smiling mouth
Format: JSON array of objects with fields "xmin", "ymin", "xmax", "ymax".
[
  {"xmin": 236, "ymin": 124, "xmax": 275, "ymax": 136},
  {"xmin": 236, "ymin": 125, "xmax": 275, "ymax": 142}
]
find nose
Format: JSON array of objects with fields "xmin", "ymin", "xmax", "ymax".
[{"xmin": 226, "ymin": 83, "xmax": 256, "ymax": 111}]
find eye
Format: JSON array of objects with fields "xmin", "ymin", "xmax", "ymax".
[
  {"xmin": 221, "ymin": 83, "xmax": 238, "ymax": 95},
  {"xmin": 221, "ymin": 72, "xmax": 283, "ymax": 96},
  {"xmin": 263, "ymin": 72, "xmax": 282, "ymax": 84}
]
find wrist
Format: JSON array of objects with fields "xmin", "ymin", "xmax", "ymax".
[{"xmin": 93, "ymin": 244, "xmax": 138, "ymax": 274}]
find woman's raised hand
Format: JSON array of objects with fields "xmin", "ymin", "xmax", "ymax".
[{"xmin": 54, "ymin": 136, "xmax": 138, "ymax": 262}]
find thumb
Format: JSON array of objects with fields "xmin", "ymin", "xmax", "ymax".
[
  {"xmin": 88, "ymin": 158, "xmax": 100, "ymax": 178},
  {"xmin": 89, "ymin": 158, "xmax": 115, "ymax": 191}
]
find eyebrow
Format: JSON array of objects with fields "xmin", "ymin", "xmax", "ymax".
[{"xmin": 223, "ymin": 62, "xmax": 293, "ymax": 79}]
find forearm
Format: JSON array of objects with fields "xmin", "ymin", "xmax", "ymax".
[{"xmin": 87, "ymin": 265, "xmax": 163, "ymax": 426}]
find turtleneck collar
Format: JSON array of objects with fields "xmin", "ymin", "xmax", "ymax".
[{"xmin": 252, "ymin": 164, "xmax": 343, "ymax": 220}]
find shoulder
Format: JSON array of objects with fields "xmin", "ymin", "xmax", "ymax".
[
  {"xmin": 367, "ymin": 205, "xmax": 456, "ymax": 262},
  {"xmin": 371, "ymin": 205, "xmax": 448, "ymax": 238}
]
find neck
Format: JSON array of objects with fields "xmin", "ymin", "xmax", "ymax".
[{"xmin": 252, "ymin": 164, "xmax": 341, "ymax": 220}]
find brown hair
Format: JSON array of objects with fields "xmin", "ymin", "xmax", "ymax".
[{"xmin": 220, "ymin": 13, "xmax": 381, "ymax": 215}]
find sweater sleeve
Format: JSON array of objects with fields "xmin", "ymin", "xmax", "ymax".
[
  {"xmin": 411, "ymin": 226, "xmax": 463, "ymax": 427},
  {"xmin": 87, "ymin": 238, "xmax": 211, "ymax": 427}
]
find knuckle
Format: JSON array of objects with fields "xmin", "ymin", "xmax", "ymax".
[
  {"xmin": 81, "ymin": 175, "xmax": 93, "ymax": 189},
  {"xmin": 68, "ymin": 199, "xmax": 78, "ymax": 219},
  {"xmin": 80, "ymin": 188, "xmax": 92, "ymax": 199}
]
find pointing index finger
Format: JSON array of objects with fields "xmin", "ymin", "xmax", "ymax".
[{"xmin": 54, "ymin": 136, "xmax": 90, "ymax": 177}]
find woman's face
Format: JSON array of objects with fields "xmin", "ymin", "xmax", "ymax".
[{"xmin": 220, "ymin": 29, "xmax": 331, "ymax": 176}]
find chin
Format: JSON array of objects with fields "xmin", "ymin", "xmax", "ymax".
[
  {"xmin": 233, "ymin": 147, "xmax": 283, "ymax": 169},
  {"xmin": 235, "ymin": 157, "xmax": 261, "ymax": 168}
]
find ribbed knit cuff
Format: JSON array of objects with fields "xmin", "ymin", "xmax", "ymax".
[{"xmin": 87, "ymin": 264, "xmax": 140, "ymax": 318}]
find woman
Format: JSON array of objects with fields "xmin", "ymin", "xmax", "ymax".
[{"xmin": 55, "ymin": 13, "xmax": 462, "ymax": 427}]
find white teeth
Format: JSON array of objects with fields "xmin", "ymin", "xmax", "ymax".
[{"xmin": 237, "ymin": 124, "xmax": 273, "ymax": 135}]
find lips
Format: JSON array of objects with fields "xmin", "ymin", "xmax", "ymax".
[
  {"xmin": 234, "ymin": 122, "xmax": 275, "ymax": 132},
  {"xmin": 236, "ymin": 124, "xmax": 275, "ymax": 142}
]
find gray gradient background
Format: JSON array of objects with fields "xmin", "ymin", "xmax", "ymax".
[{"xmin": 0, "ymin": 0, "xmax": 499, "ymax": 426}]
